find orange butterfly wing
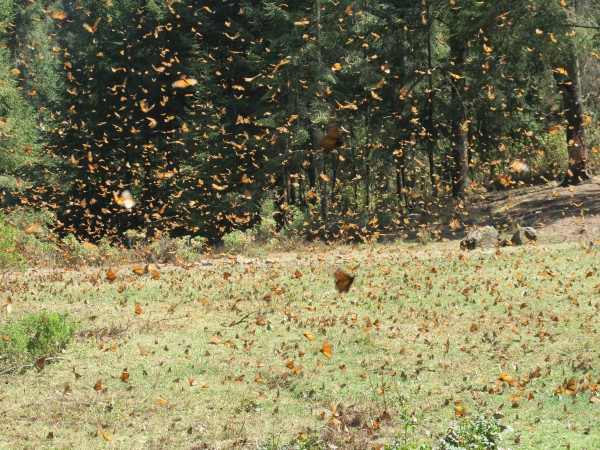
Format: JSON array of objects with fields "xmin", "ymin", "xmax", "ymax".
[
  {"xmin": 334, "ymin": 270, "xmax": 354, "ymax": 293},
  {"xmin": 321, "ymin": 122, "xmax": 341, "ymax": 151},
  {"xmin": 172, "ymin": 78, "xmax": 198, "ymax": 89}
]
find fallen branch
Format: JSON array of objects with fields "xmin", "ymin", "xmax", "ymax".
[
  {"xmin": 0, "ymin": 356, "xmax": 72, "ymax": 376},
  {"xmin": 224, "ymin": 310, "xmax": 258, "ymax": 327}
]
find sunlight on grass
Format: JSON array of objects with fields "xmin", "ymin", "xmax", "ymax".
[{"xmin": 0, "ymin": 242, "xmax": 598, "ymax": 449}]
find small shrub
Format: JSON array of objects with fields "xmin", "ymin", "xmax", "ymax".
[
  {"xmin": 97, "ymin": 237, "xmax": 121, "ymax": 262},
  {"xmin": 532, "ymin": 133, "xmax": 566, "ymax": 180},
  {"xmin": 0, "ymin": 312, "xmax": 77, "ymax": 368},
  {"xmin": 0, "ymin": 222, "xmax": 26, "ymax": 269},
  {"xmin": 175, "ymin": 235, "xmax": 208, "ymax": 261},
  {"xmin": 222, "ymin": 229, "xmax": 254, "ymax": 253},
  {"xmin": 439, "ymin": 413, "xmax": 500, "ymax": 450},
  {"xmin": 147, "ymin": 236, "xmax": 180, "ymax": 262},
  {"xmin": 59, "ymin": 233, "xmax": 101, "ymax": 266},
  {"xmin": 143, "ymin": 235, "xmax": 201, "ymax": 262},
  {"xmin": 1, "ymin": 208, "xmax": 55, "ymax": 232},
  {"xmin": 279, "ymin": 204, "xmax": 319, "ymax": 240},
  {"xmin": 0, "ymin": 210, "xmax": 63, "ymax": 269},
  {"xmin": 123, "ymin": 229, "xmax": 148, "ymax": 248},
  {"xmin": 252, "ymin": 195, "xmax": 278, "ymax": 242}
]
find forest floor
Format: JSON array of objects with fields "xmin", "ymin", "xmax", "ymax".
[{"xmin": 1, "ymin": 182, "xmax": 599, "ymax": 450}]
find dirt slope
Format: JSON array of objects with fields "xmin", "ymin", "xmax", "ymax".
[{"xmin": 468, "ymin": 177, "xmax": 600, "ymax": 243}]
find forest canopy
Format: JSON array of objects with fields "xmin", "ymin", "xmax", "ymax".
[{"xmin": 0, "ymin": 0, "xmax": 598, "ymax": 243}]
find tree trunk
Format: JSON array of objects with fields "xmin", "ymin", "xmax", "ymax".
[
  {"xmin": 314, "ymin": 2, "xmax": 328, "ymax": 221},
  {"xmin": 425, "ymin": 1, "xmax": 438, "ymax": 197},
  {"xmin": 395, "ymin": 150, "xmax": 406, "ymax": 214},
  {"xmin": 364, "ymin": 112, "xmax": 372, "ymax": 211},
  {"xmin": 449, "ymin": 36, "xmax": 469, "ymax": 198},
  {"xmin": 555, "ymin": 58, "xmax": 590, "ymax": 186},
  {"xmin": 316, "ymin": 151, "xmax": 328, "ymax": 221}
]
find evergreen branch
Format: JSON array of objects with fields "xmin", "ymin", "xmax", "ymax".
[{"xmin": 563, "ymin": 23, "xmax": 600, "ymax": 29}]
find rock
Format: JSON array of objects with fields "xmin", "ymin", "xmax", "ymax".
[
  {"xmin": 499, "ymin": 239, "xmax": 511, "ymax": 247},
  {"xmin": 511, "ymin": 227, "xmax": 538, "ymax": 245},
  {"xmin": 511, "ymin": 231, "xmax": 523, "ymax": 246},
  {"xmin": 473, "ymin": 226, "xmax": 499, "ymax": 246},
  {"xmin": 522, "ymin": 227, "xmax": 537, "ymax": 241},
  {"xmin": 460, "ymin": 226, "xmax": 499, "ymax": 250}
]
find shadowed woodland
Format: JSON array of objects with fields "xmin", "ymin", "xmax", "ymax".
[{"xmin": 0, "ymin": 0, "xmax": 598, "ymax": 244}]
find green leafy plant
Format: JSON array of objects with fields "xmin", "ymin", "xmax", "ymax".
[
  {"xmin": 0, "ymin": 312, "xmax": 77, "ymax": 368},
  {"xmin": 59, "ymin": 233, "xmax": 101, "ymax": 266},
  {"xmin": 222, "ymin": 229, "xmax": 254, "ymax": 253},
  {"xmin": 439, "ymin": 413, "xmax": 501, "ymax": 450},
  {"xmin": 381, "ymin": 407, "xmax": 433, "ymax": 450},
  {"xmin": 383, "ymin": 441, "xmax": 433, "ymax": 450},
  {"xmin": 0, "ymin": 222, "xmax": 26, "ymax": 269}
]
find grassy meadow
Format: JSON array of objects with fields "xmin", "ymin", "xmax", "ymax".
[{"xmin": 1, "ymin": 241, "xmax": 599, "ymax": 449}]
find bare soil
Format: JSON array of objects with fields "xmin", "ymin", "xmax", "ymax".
[{"xmin": 466, "ymin": 177, "xmax": 600, "ymax": 243}]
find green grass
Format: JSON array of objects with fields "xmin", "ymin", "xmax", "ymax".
[{"xmin": 0, "ymin": 241, "xmax": 598, "ymax": 449}]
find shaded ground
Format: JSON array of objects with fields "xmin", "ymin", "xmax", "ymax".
[{"xmin": 465, "ymin": 177, "xmax": 600, "ymax": 243}]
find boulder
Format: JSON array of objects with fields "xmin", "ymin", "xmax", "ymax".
[
  {"xmin": 460, "ymin": 226, "xmax": 499, "ymax": 250},
  {"xmin": 471, "ymin": 226, "xmax": 499, "ymax": 246},
  {"xmin": 511, "ymin": 227, "xmax": 537, "ymax": 245},
  {"xmin": 523, "ymin": 227, "xmax": 538, "ymax": 241}
]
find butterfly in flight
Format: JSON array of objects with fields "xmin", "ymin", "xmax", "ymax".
[
  {"xmin": 509, "ymin": 160, "xmax": 529, "ymax": 173},
  {"xmin": 334, "ymin": 269, "xmax": 354, "ymax": 293},
  {"xmin": 172, "ymin": 77, "xmax": 198, "ymax": 89},
  {"xmin": 321, "ymin": 121, "xmax": 341, "ymax": 152},
  {"xmin": 114, "ymin": 190, "xmax": 136, "ymax": 210}
]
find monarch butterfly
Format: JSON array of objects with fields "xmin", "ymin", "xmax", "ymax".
[
  {"xmin": 509, "ymin": 160, "xmax": 529, "ymax": 173},
  {"xmin": 172, "ymin": 77, "xmax": 198, "ymax": 89},
  {"xmin": 334, "ymin": 269, "xmax": 354, "ymax": 293},
  {"xmin": 114, "ymin": 190, "xmax": 136, "ymax": 210},
  {"xmin": 83, "ymin": 17, "xmax": 101, "ymax": 33},
  {"xmin": 24, "ymin": 223, "xmax": 42, "ymax": 234},
  {"xmin": 321, "ymin": 122, "xmax": 341, "ymax": 151}
]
